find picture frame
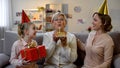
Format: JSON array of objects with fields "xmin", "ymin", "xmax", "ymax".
[{"xmin": 74, "ymin": 6, "xmax": 81, "ymax": 13}]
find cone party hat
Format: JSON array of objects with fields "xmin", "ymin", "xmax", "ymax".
[
  {"xmin": 98, "ymin": 0, "xmax": 108, "ymax": 15},
  {"xmin": 21, "ymin": 10, "xmax": 30, "ymax": 23}
]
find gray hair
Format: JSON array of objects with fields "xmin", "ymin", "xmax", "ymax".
[{"xmin": 51, "ymin": 12, "xmax": 67, "ymax": 23}]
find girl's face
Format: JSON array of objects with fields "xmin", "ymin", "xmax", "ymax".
[
  {"xmin": 28, "ymin": 24, "xmax": 37, "ymax": 38},
  {"xmin": 92, "ymin": 14, "xmax": 102, "ymax": 31},
  {"xmin": 52, "ymin": 15, "xmax": 66, "ymax": 31}
]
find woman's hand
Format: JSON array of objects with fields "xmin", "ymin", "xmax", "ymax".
[
  {"xmin": 77, "ymin": 39, "xmax": 85, "ymax": 51},
  {"xmin": 53, "ymin": 33, "xmax": 59, "ymax": 43},
  {"xmin": 53, "ymin": 31, "xmax": 67, "ymax": 46}
]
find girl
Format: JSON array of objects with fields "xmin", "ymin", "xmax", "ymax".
[{"xmin": 10, "ymin": 22, "xmax": 38, "ymax": 68}]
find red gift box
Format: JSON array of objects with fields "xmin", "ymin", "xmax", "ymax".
[{"xmin": 20, "ymin": 45, "xmax": 46, "ymax": 62}]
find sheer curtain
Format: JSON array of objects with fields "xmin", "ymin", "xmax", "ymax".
[{"xmin": 0, "ymin": 0, "xmax": 12, "ymax": 52}]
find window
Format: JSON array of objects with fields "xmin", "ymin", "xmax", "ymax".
[
  {"xmin": 0, "ymin": 0, "xmax": 11, "ymax": 29},
  {"xmin": 0, "ymin": 0, "xmax": 7, "ymax": 27}
]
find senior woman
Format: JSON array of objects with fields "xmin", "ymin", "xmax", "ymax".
[{"xmin": 43, "ymin": 12, "xmax": 77, "ymax": 68}]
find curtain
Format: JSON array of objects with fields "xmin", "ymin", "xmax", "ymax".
[{"xmin": 0, "ymin": 0, "xmax": 12, "ymax": 52}]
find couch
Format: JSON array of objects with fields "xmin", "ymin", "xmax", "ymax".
[{"xmin": 0, "ymin": 31, "xmax": 120, "ymax": 68}]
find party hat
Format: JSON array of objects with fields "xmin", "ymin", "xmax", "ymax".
[
  {"xmin": 21, "ymin": 10, "xmax": 30, "ymax": 23},
  {"xmin": 98, "ymin": 0, "xmax": 108, "ymax": 15}
]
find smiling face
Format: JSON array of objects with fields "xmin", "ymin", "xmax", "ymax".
[
  {"xmin": 92, "ymin": 14, "xmax": 103, "ymax": 31},
  {"xmin": 52, "ymin": 14, "xmax": 67, "ymax": 31},
  {"xmin": 28, "ymin": 24, "xmax": 37, "ymax": 39}
]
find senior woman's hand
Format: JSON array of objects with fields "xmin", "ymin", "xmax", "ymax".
[
  {"xmin": 60, "ymin": 36, "xmax": 67, "ymax": 46},
  {"xmin": 53, "ymin": 33, "xmax": 59, "ymax": 43}
]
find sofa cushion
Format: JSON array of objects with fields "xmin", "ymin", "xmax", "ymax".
[
  {"xmin": 73, "ymin": 32, "xmax": 88, "ymax": 43},
  {"xmin": 0, "ymin": 53, "xmax": 9, "ymax": 68},
  {"xmin": 35, "ymin": 33, "xmax": 43, "ymax": 45},
  {"xmin": 113, "ymin": 54, "xmax": 120, "ymax": 68},
  {"xmin": 73, "ymin": 32, "xmax": 88, "ymax": 66},
  {"xmin": 3, "ymin": 31, "xmax": 18, "ymax": 56},
  {"xmin": 4, "ymin": 64, "xmax": 16, "ymax": 68},
  {"xmin": 109, "ymin": 31, "xmax": 120, "ymax": 55}
]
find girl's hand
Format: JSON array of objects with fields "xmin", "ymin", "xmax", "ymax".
[
  {"xmin": 22, "ymin": 60, "xmax": 30, "ymax": 65},
  {"xmin": 21, "ymin": 58, "xmax": 30, "ymax": 65},
  {"xmin": 15, "ymin": 58, "xmax": 30, "ymax": 68}
]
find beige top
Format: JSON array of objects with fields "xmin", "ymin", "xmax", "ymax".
[
  {"xmin": 82, "ymin": 31, "xmax": 114, "ymax": 68},
  {"xmin": 9, "ymin": 39, "xmax": 38, "ymax": 68}
]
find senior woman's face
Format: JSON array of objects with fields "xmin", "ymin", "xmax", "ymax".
[{"xmin": 52, "ymin": 15, "xmax": 66, "ymax": 30}]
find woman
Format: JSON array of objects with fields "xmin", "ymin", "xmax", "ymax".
[
  {"xmin": 78, "ymin": 12, "xmax": 114, "ymax": 68},
  {"xmin": 43, "ymin": 12, "xmax": 77, "ymax": 68}
]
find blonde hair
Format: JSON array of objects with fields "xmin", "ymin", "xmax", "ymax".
[{"xmin": 18, "ymin": 22, "xmax": 34, "ymax": 38}]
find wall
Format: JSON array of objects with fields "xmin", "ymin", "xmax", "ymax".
[{"xmin": 11, "ymin": 0, "xmax": 120, "ymax": 33}]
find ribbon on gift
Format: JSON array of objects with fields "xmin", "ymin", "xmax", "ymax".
[{"xmin": 27, "ymin": 41, "xmax": 36, "ymax": 48}]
